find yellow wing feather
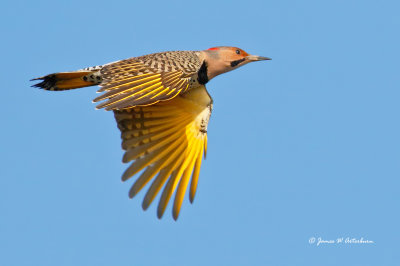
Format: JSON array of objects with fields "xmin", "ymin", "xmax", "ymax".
[
  {"xmin": 173, "ymin": 139, "xmax": 201, "ymax": 219},
  {"xmin": 95, "ymin": 57, "xmax": 195, "ymax": 110},
  {"xmin": 114, "ymin": 86, "xmax": 212, "ymax": 219},
  {"xmin": 189, "ymin": 140, "xmax": 204, "ymax": 203}
]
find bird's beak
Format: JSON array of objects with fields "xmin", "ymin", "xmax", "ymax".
[{"xmin": 246, "ymin": 55, "xmax": 272, "ymax": 61}]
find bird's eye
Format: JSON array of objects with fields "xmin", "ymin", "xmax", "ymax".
[{"xmin": 236, "ymin": 49, "xmax": 240, "ymax": 55}]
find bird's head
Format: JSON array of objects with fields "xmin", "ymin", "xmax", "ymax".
[{"xmin": 201, "ymin": 46, "xmax": 271, "ymax": 80}]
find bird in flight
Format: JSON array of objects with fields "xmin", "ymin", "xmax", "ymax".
[{"xmin": 31, "ymin": 46, "xmax": 271, "ymax": 220}]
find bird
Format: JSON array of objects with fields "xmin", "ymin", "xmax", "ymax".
[{"xmin": 31, "ymin": 46, "xmax": 271, "ymax": 220}]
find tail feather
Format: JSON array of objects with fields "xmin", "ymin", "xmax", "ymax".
[{"xmin": 31, "ymin": 71, "xmax": 101, "ymax": 91}]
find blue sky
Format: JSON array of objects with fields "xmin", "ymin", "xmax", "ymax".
[{"xmin": 1, "ymin": 0, "xmax": 399, "ymax": 265}]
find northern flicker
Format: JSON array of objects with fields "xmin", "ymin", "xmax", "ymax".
[{"xmin": 31, "ymin": 46, "xmax": 271, "ymax": 220}]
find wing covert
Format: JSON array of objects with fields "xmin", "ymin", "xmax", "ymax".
[{"xmin": 94, "ymin": 51, "xmax": 201, "ymax": 110}]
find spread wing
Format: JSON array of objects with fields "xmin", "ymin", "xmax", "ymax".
[
  {"xmin": 94, "ymin": 51, "xmax": 201, "ymax": 110},
  {"xmin": 114, "ymin": 86, "xmax": 212, "ymax": 220}
]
